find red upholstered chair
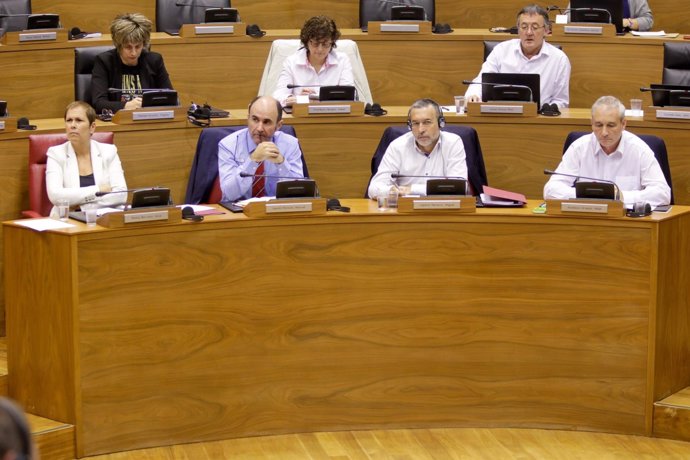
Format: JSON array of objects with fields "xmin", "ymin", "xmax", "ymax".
[{"xmin": 22, "ymin": 132, "xmax": 115, "ymax": 218}]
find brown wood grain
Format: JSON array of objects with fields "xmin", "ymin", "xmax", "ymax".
[{"xmin": 8, "ymin": 207, "xmax": 688, "ymax": 455}]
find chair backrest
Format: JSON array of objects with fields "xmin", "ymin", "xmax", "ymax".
[
  {"xmin": 156, "ymin": 0, "xmax": 231, "ymax": 35},
  {"xmin": 562, "ymin": 131, "xmax": 674, "ymax": 204},
  {"xmin": 366, "ymin": 124, "xmax": 488, "ymax": 197},
  {"xmin": 359, "ymin": 0, "xmax": 435, "ymax": 30},
  {"xmin": 662, "ymin": 42, "xmax": 690, "ymax": 85},
  {"xmin": 257, "ymin": 39, "xmax": 373, "ymax": 105},
  {"xmin": 184, "ymin": 125, "xmax": 308, "ymax": 204},
  {"xmin": 0, "ymin": 0, "xmax": 31, "ymax": 38},
  {"xmin": 483, "ymin": 40, "xmax": 562, "ymax": 61},
  {"xmin": 74, "ymin": 46, "xmax": 115, "ymax": 105},
  {"xmin": 26, "ymin": 132, "xmax": 115, "ymax": 217}
]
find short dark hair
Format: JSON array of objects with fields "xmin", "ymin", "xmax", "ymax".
[
  {"xmin": 300, "ymin": 15, "xmax": 340, "ymax": 50},
  {"xmin": 248, "ymin": 96, "xmax": 283, "ymax": 123},
  {"xmin": 407, "ymin": 98, "xmax": 442, "ymax": 122},
  {"xmin": 516, "ymin": 4, "xmax": 551, "ymax": 29},
  {"xmin": 65, "ymin": 100, "xmax": 97, "ymax": 125}
]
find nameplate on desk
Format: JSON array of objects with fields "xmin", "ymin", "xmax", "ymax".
[
  {"xmin": 481, "ymin": 104, "xmax": 524, "ymax": 114},
  {"xmin": 655, "ymin": 109, "xmax": 690, "ymax": 120},
  {"xmin": 179, "ymin": 22, "xmax": 244, "ymax": 38},
  {"xmin": 132, "ymin": 110, "xmax": 175, "ymax": 121},
  {"xmin": 368, "ymin": 21, "xmax": 432, "ymax": 35},
  {"xmin": 551, "ymin": 23, "xmax": 615, "ymax": 37},
  {"xmin": 397, "ymin": 196, "xmax": 476, "ymax": 213},
  {"xmin": 545, "ymin": 199, "xmax": 625, "ymax": 217},
  {"xmin": 19, "ymin": 31, "xmax": 57, "ymax": 42},
  {"xmin": 266, "ymin": 202, "xmax": 313, "ymax": 213},
  {"xmin": 381, "ymin": 23, "xmax": 420, "ymax": 32},
  {"xmin": 564, "ymin": 25, "xmax": 604, "ymax": 35},
  {"xmin": 195, "ymin": 25, "xmax": 234, "ymax": 34},
  {"xmin": 308, "ymin": 105, "xmax": 351, "ymax": 115},
  {"xmin": 0, "ymin": 121, "xmax": 4, "ymax": 130},
  {"xmin": 123, "ymin": 210, "xmax": 170, "ymax": 223},
  {"xmin": 243, "ymin": 198, "xmax": 327, "ymax": 218},
  {"xmin": 414, "ymin": 199, "xmax": 461, "ymax": 210}
]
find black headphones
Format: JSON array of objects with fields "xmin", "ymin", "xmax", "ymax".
[
  {"xmin": 626, "ymin": 202, "xmax": 652, "ymax": 217},
  {"xmin": 0, "ymin": 398, "xmax": 32, "ymax": 460},
  {"xmin": 187, "ymin": 103, "xmax": 211, "ymax": 127},
  {"xmin": 246, "ymin": 24, "xmax": 266, "ymax": 38},
  {"xmin": 365, "ymin": 102, "xmax": 387, "ymax": 116},
  {"xmin": 69, "ymin": 26, "xmax": 88, "ymax": 40},
  {"xmin": 182, "ymin": 206, "xmax": 204, "ymax": 222},
  {"xmin": 407, "ymin": 99, "xmax": 445, "ymax": 129}
]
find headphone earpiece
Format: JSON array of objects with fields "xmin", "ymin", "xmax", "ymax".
[{"xmin": 438, "ymin": 116, "xmax": 446, "ymax": 128}]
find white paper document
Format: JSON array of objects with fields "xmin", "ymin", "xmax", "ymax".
[{"xmin": 14, "ymin": 218, "xmax": 75, "ymax": 232}]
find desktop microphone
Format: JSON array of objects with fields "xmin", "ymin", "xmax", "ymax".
[
  {"xmin": 375, "ymin": 0, "xmax": 429, "ymax": 21},
  {"xmin": 174, "ymin": 1, "xmax": 228, "ymax": 6},
  {"xmin": 95, "ymin": 187, "xmax": 163, "ymax": 197},
  {"xmin": 462, "ymin": 80, "xmax": 534, "ymax": 103},
  {"xmin": 564, "ymin": 8, "xmax": 612, "ymax": 24},
  {"xmin": 543, "ymin": 169, "xmax": 620, "ymax": 200}
]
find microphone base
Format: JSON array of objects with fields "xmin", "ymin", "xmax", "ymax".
[
  {"xmin": 95, "ymin": 206, "xmax": 182, "ymax": 229},
  {"xmin": 1, "ymin": 28, "xmax": 68, "ymax": 45},
  {"xmin": 0, "ymin": 117, "xmax": 18, "ymax": 133},
  {"xmin": 545, "ymin": 199, "xmax": 625, "ymax": 218},
  {"xmin": 243, "ymin": 198, "xmax": 328, "ymax": 218},
  {"xmin": 645, "ymin": 105, "xmax": 690, "ymax": 122}
]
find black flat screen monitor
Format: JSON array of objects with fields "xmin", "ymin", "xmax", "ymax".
[
  {"xmin": 575, "ymin": 181, "xmax": 616, "ymax": 200},
  {"xmin": 650, "ymin": 84, "xmax": 690, "ymax": 107},
  {"xmin": 275, "ymin": 180, "xmax": 317, "ymax": 199},
  {"xmin": 426, "ymin": 179, "xmax": 468, "ymax": 196},
  {"xmin": 27, "ymin": 14, "xmax": 59, "ymax": 30},
  {"xmin": 319, "ymin": 86, "xmax": 357, "ymax": 101},
  {"xmin": 481, "ymin": 73, "xmax": 540, "ymax": 107},
  {"xmin": 570, "ymin": 0, "xmax": 623, "ymax": 33},
  {"xmin": 131, "ymin": 188, "xmax": 171, "ymax": 208},
  {"xmin": 390, "ymin": 6, "xmax": 425, "ymax": 21},
  {"xmin": 204, "ymin": 8, "xmax": 238, "ymax": 23},
  {"xmin": 142, "ymin": 90, "xmax": 178, "ymax": 108}
]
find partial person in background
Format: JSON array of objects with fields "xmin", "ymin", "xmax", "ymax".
[
  {"xmin": 46, "ymin": 101, "xmax": 128, "ymax": 217},
  {"xmin": 567, "ymin": 0, "xmax": 653, "ymax": 31},
  {"xmin": 0, "ymin": 397, "xmax": 38, "ymax": 460},
  {"xmin": 368, "ymin": 99, "xmax": 467, "ymax": 199},
  {"xmin": 544, "ymin": 96, "xmax": 670, "ymax": 206},
  {"xmin": 273, "ymin": 15, "xmax": 354, "ymax": 107},
  {"xmin": 91, "ymin": 13, "xmax": 173, "ymax": 113},
  {"xmin": 465, "ymin": 4, "xmax": 571, "ymax": 108},
  {"xmin": 218, "ymin": 96, "xmax": 304, "ymax": 202}
]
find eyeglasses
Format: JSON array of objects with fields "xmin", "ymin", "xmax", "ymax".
[
  {"xmin": 308, "ymin": 40, "xmax": 333, "ymax": 49},
  {"xmin": 519, "ymin": 23, "xmax": 545, "ymax": 32},
  {"xmin": 409, "ymin": 120, "xmax": 435, "ymax": 129}
]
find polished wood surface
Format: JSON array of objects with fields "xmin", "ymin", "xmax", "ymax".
[
  {"xmin": 0, "ymin": 28, "xmax": 679, "ymax": 119},
  {"xmin": 79, "ymin": 427, "xmax": 690, "ymax": 459},
  {"xmin": 32, "ymin": 0, "xmax": 690, "ymax": 34},
  {"xmin": 5, "ymin": 202, "xmax": 690, "ymax": 455}
]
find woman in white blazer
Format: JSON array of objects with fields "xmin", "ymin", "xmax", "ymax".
[{"xmin": 46, "ymin": 101, "xmax": 128, "ymax": 217}]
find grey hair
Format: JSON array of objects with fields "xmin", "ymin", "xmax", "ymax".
[
  {"xmin": 591, "ymin": 96, "xmax": 626, "ymax": 120},
  {"xmin": 516, "ymin": 4, "xmax": 551, "ymax": 29}
]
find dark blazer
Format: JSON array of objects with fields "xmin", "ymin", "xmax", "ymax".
[{"xmin": 91, "ymin": 48, "xmax": 173, "ymax": 113}]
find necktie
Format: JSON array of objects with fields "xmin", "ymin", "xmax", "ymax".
[
  {"xmin": 623, "ymin": 0, "xmax": 631, "ymax": 19},
  {"xmin": 252, "ymin": 162, "xmax": 266, "ymax": 198}
]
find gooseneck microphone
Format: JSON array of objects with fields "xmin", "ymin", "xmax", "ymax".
[
  {"xmin": 239, "ymin": 172, "xmax": 311, "ymax": 179},
  {"xmin": 543, "ymin": 169, "xmax": 621, "ymax": 200},
  {"xmin": 287, "ymin": 84, "xmax": 325, "ymax": 89},
  {"xmin": 564, "ymin": 8, "xmax": 613, "ymax": 24},
  {"xmin": 391, "ymin": 174, "xmax": 466, "ymax": 180},
  {"xmin": 95, "ymin": 187, "xmax": 163, "ymax": 197},
  {"xmin": 462, "ymin": 80, "xmax": 534, "ymax": 103}
]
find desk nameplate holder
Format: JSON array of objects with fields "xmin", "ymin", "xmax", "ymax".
[
  {"xmin": 466, "ymin": 101, "xmax": 538, "ymax": 117},
  {"xmin": 367, "ymin": 21, "xmax": 432, "ymax": 35},
  {"xmin": 96, "ymin": 207, "xmax": 182, "ymax": 228},
  {"xmin": 397, "ymin": 196, "xmax": 476, "ymax": 213},
  {"xmin": 0, "ymin": 117, "xmax": 18, "ymax": 133},
  {"xmin": 551, "ymin": 23, "xmax": 616, "ymax": 37},
  {"xmin": 179, "ymin": 22, "xmax": 246, "ymax": 38},
  {"xmin": 291, "ymin": 101, "xmax": 365, "ymax": 117},
  {"xmin": 243, "ymin": 198, "xmax": 327, "ymax": 218},
  {"xmin": 1, "ymin": 28, "xmax": 68, "ymax": 45},
  {"xmin": 644, "ymin": 106, "xmax": 690, "ymax": 122},
  {"xmin": 112, "ymin": 107, "xmax": 186, "ymax": 124},
  {"xmin": 545, "ymin": 199, "xmax": 625, "ymax": 217}
]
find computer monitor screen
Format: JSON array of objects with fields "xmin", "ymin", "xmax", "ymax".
[
  {"xmin": 481, "ymin": 73, "xmax": 541, "ymax": 107},
  {"xmin": 275, "ymin": 180, "xmax": 317, "ymax": 199},
  {"xmin": 131, "ymin": 188, "xmax": 171, "ymax": 208},
  {"xmin": 575, "ymin": 181, "xmax": 616, "ymax": 200},
  {"xmin": 142, "ymin": 90, "xmax": 178, "ymax": 108},
  {"xmin": 204, "ymin": 8, "xmax": 238, "ymax": 23},
  {"xmin": 319, "ymin": 86, "xmax": 357, "ymax": 102},
  {"xmin": 27, "ymin": 14, "xmax": 59, "ymax": 30},
  {"xmin": 650, "ymin": 84, "xmax": 690, "ymax": 107},
  {"xmin": 570, "ymin": 0, "xmax": 623, "ymax": 33},
  {"xmin": 390, "ymin": 6, "xmax": 425, "ymax": 21},
  {"xmin": 426, "ymin": 179, "xmax": 468, "ymax": 196}
]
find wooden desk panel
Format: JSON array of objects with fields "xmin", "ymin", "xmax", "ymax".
[
  {"xmin": 31, "ymin": 1, "xmax": 690, "ymax": 35},
  {"xmin": 6, "ymin": 205, "xmax": 690, "ymax": 455}
]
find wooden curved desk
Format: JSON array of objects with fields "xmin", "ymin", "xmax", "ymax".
[{"xmin": 5, "ymin": 201, "xmax": 690, "ymax": 456}]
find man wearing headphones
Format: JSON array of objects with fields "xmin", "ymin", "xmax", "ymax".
[{"xmin": 368, "ymin": 98, "xmax": 467, "ymax": 199}]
